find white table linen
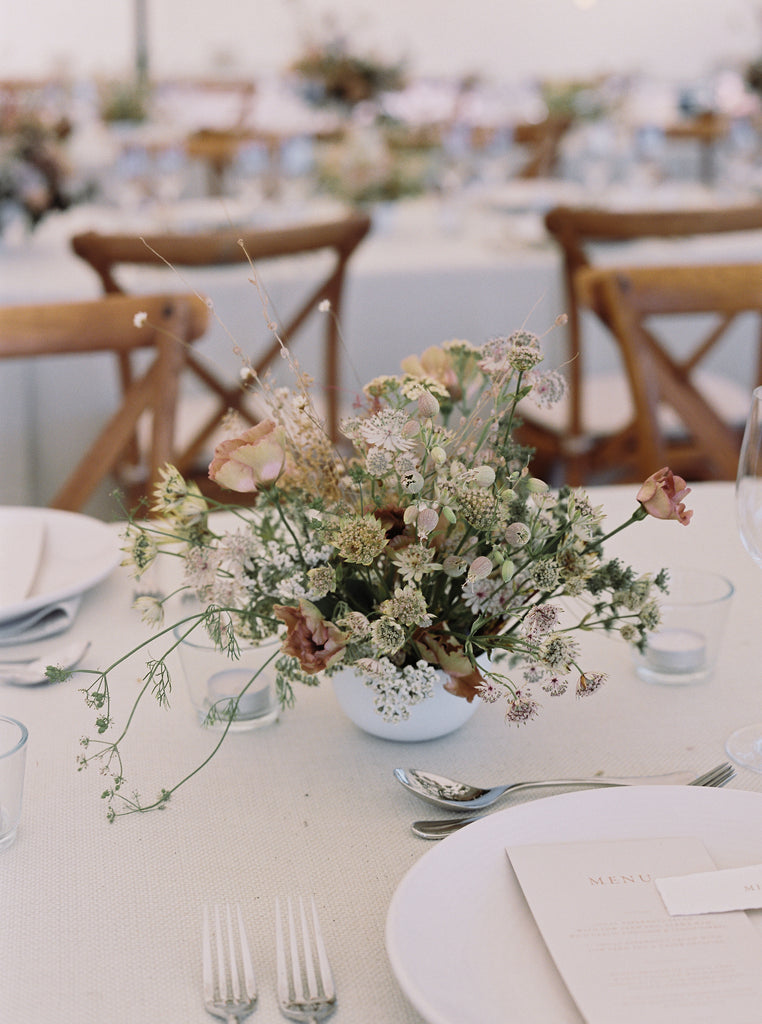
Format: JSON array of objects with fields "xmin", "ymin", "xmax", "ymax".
[{"xmin": 2, "ymin": 480, "xmax": 761, "ymax": 1023}]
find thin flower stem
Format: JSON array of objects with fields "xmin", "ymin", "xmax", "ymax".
[{"xmin": 586, "ymin": 506, "xmax": 648, "ymax": 549}]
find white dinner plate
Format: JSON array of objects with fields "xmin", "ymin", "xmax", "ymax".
[
  {"xmin": 386, "ymin": 786, "xmax": 762, "ymax": 1024},
  {"xmin": 0, "ymin": 507, "xmax": 120, "ymax": 624}
]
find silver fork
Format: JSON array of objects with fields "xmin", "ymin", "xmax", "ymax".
[
  {"xmin": 411, "ymin": 761, "xmax": 737, "ymax": 839},
  {"xmin": 275, "ymin": 896, "xmax": 336, "ymax": 1023},
  {"xmin": 203, "ymin": 904, "xmax": 258, "ymax": 1023},
  {"xmin": 687, "ymin": 762, "xmax": 736, "ymax": 789}
]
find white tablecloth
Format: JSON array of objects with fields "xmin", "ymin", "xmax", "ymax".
[{"xmin": 2, "ymin": 480, "xmax": 762, "ymax": 1023}]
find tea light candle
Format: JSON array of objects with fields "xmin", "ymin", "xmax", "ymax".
[
  {"xmin": 207, "ymin": 668, "xmax": 272, "ymax": 718},
  {"xmin": 645, "ymin": 628, "xmax": 706, "ymax": 673}
]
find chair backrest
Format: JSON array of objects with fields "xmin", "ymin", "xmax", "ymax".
[
  {"xmin": 70, "ymin": 212, "xmax": 372, "ymax": 459},
  {"xmin": 0, "ymin": 292, "xmax": 208, "ymax": 512},
  {"xmin": 541, "ymin": 203, "xmax": 762, "ymax": 460},
  {"xmin": 576, "ymin": 261, "xmax": 762, "ymax": 480},
  {"xmin": 663, "ymin": 112, "xmax": 729, "ymax": 185},
  {"xmin": 513, "ymin": 115, "xmax": 573, "ymax": 178}
]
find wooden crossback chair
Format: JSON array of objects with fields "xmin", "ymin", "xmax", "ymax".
[
  {"xmin": 513, "ymin": 115, "xmax": 573, "ymax": 178},
  {"xmin": 574, "ymin": 262, "xmax": 762, "ymax": 482},
  {"xmin": 526, "ymin": 203, "xmax": 762, "ymax": 483},
  {"xmin": 70, "ymin": 212, "xmax": 372, "ymax": 478},
  {"xmin": 0, "ymin": 292, "xmax": 208, "ymax": 512}
]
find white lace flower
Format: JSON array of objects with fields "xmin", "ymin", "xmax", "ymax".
[{"xmin": 358, "ymin": 409, "xmax": 415, "ymax": 452}]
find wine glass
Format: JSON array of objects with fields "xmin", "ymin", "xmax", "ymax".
[{"xmin": 727, "ymin": 384, "xmax": 762, "ymax": 770}]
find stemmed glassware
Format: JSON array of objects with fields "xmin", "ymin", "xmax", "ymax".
[{"xmin": 727, "ymin": 385, "xmax": 762, "ymax": 771}]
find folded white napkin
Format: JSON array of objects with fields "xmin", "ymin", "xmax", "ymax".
[
  {"xmin": 0, "ymin": 596, "xmax": 82, "ymax": 646},
  {"xmin": 0, "ymin": 515, "xmax": 46, "ymax": 608}
]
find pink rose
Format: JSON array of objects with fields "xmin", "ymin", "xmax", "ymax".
[
  {"xmin": 208, "ymin": 421, "xmax": 286, "ymax": 493},
  {"xmin": 273, "ymin": 599, "xmax": 346, "ymax": 675},
  {"xmin": 636, "ymin": 467, "xmax": 693, "ymax": 525}
]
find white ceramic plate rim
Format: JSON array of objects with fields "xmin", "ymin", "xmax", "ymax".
[
  {"xmin": 0, "ymin": 507, "xmax": 119, "ymax": 623},
  {"xmin": 385, "ymin": 785, "xmax": 762, "ymax": 1024}
]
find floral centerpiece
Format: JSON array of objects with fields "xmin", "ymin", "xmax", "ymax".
[
  {"xmin": 290, "ymin": 29, "xmax": 406, "ymax": 110},
  {"xmin": 73, "ymin": 318, "xmax": 692, "ymax": 817},
  {"xmin": 0, "ymin": 113, "xmax": 88, "ymax": 233},
  {"xmin": 316, "ymin": 123, "xmax": 429, "ymax": 205}
]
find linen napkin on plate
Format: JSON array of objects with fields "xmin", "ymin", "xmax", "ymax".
[
  {"xmin": 0, "ymin": 596, "xmax": 82, "ymax": 646},
  {"xmin": 0, "ymin": 515, "xmax": 46, "ymax": 608}
]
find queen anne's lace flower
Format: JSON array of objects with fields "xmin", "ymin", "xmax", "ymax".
[
  {"xmin": 527, "ymin": 369, "xmax": 566, "ymax": 408},
  {"xmin": 504, "ymin": 689, "xmax": 540, "ymax": 724},
  {"xmin": 577, "ymin": 672, "xmax": 606, "ymax": 697},
  {"xmin": 354, "ymin": 659, "xmax": 438, "ymax": 722},
  {"xmin": 521, "ymin": 604, "xmax": 561, "ymax": 641},
  {"xmin": 366, "ymin": 447, "xmax": 393, "ymax": 476},
  {"xmin": 358, "ymin": 408, "xmax": 415, "ymax": 452}
]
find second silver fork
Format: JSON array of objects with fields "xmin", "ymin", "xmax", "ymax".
[{"xmin": 275, "ymin": 896, "xmax": 336, "ymax": 1023}]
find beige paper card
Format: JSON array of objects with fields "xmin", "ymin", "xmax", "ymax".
[{"xmin": 506, "ymin": 836, "xmax": 762, "ymax": 1024}]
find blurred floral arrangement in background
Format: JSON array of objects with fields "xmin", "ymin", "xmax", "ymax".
[
  {"xmin": 290, "ymin": 18, "xmax": 407, "ymax": 109},
  {"xmin": 540, "ymin": 76, "xmax": 611, "ymax": 122},
  {"xmin": 72, "ymin": 308, "xmax": 692, "ymax": 816},
  {"xmin": 316, "ymin": 122, "xmax": 429, "ymax": 204},
  {"xmin": 97, "ymin": 79, "xmax": 150, "ymax": 124},
  {"xmin": 0, "ymin": 113, "xmax": 94, "ymax": 233}
]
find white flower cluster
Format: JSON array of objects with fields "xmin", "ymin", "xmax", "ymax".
[{"xmin": 353, "ymin": 658, "xmax": 438, "ymax": 722}]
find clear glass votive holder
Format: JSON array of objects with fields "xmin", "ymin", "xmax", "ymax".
[
  {"xmin": 632, "ymin": 568, "xmax": 734, "ymax": 686},
  {"xmin": 173, "ymin": 627, "xmax": 280, "ymax": 731},
  {"xmin": 0, "ymin": 716, "xmax": 28, "ymax": 850}
]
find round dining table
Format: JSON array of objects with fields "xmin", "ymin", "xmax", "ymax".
[{"xmin": 2, "ymin": 479, "xmax": 761, "ymax": 1023}]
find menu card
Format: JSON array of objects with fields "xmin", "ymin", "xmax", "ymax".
[{"xmin": 506, "ymin": 837, "xmax": 762, "ymax": 1024}]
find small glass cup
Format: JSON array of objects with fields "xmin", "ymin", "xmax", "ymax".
[
  {"xmin": 173, "ymin": 626, "xmax": 280, "ymax": 731},
  {"xmin": 0, "ymin": 716, "xmax": 28, "ymax": 850},
  {"xmin": 632, "ymin": 568, "xmax": 734, "ymax": 686}
]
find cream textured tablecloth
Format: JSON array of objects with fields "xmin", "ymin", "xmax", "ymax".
[{"xmin": 3, "ymin": 481, "xmax": 762, "ymax": 1023}]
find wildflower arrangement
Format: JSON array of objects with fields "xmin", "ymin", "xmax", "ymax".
[
  {"xmin": 291, "ymin": 30, "xmax": 406, "ymax": 109},
  {"xmin": 0, "ymin": 113, "xmax": 86, "ymax": 233},
  {"xmin": 316, "ymin": 124, "xmax": 429, "ymax": 205},
  {"xmin": 75, "ymin": 321, "xmax": 692, "ymax": 816}
]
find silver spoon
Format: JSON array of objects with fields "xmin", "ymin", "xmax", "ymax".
[
  {"xmin": 0, "ymin": 640, "xmax": 91, "ymax": 686},
  {"xmin": 410, "ymin": 762, "xmax": 736, "ymax": 839},
  {"xmin": 393, "ymin": 765, "xmax": 697, "ymax": 813}
]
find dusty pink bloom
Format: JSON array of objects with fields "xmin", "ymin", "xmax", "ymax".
[
  {"xmin": 208, "ymin": 420, "xmax": 287, "ymax": 493},
  {"xmin": 273, "ymin": 599, "xmax": 346, "ymax": 675},
  {"xmin": 418, "ymin": 631, "xmax": 483, "ymax": 702},
  {"xmin": 636, "ymin": 467, "xmax": 693, "ymax": 525},
  {"xmin": 401, "ymin": 345, "xmax": 462, "ymax": 400}
]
